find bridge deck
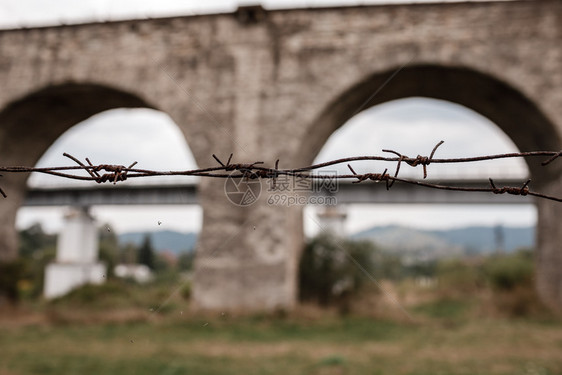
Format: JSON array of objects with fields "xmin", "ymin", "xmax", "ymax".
[{"xmin": 22, "ymin": 179, "xmax": 533, "ymax": 206}]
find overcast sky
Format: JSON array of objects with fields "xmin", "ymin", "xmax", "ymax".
[
  {"xmin": 17, "ymin": 100, "xmax": 535, "ymax": 236},
  {"xmin": 5, "ymin": 0, "xmax": 534, "ymax": 236},
  {"xmin": 0, "ymin": 0, "xmax": 500, "ymax": 29}
]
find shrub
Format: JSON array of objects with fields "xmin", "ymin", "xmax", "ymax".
[
  {"xmin": 298, "ymin": 233, "xmax": 375, "ymax": 307},
  {"xmin": 481, "ymin": 250, "xmax": 542, "ymax": 316},
  {"xmin": 436, "ymin": 258, "xmax": 484, "ymax": 294},
  {"xmin": 50, "ymin": 281, "xmax": 130, "ymax": 306},
  {"xmin": 483, "ymin": 250, "xmax": 533, "ymax": 291},
  {"xmin": 0, "ymin": 260, "xmax": 25, "ymax": 303},
  {"xmin": 180, "ymin": 282, "xmax": 192, "ymax": 300}
]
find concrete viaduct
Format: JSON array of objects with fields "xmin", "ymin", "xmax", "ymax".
[{"xmin": 1, "ymin": 1, "xmax": 561, "ymax": 310}]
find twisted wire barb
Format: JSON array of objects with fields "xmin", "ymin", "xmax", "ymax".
[
  {"xmin": 1, "ymin": 141, "xmax": 561, "ymax": 202},
  {"xmin": 383, "ymin": 140, "xmax": 444, "ymax": 180}
]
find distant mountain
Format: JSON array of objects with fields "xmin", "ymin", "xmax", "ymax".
[
  {"xmin": 352, "ymin": 225, "xmax": 534, "ymax": 259},
  {"xmin": 352, "ymin": 225, "xmax": 464, "ymax": 261},
  {"xmin": 118, "ymin": 230, "xmax": 197, "ymax": 254},
  {"xmin": 426, "ymin": 226, "xmax": 534, "ymax": 254}
]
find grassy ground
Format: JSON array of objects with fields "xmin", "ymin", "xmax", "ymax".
[{"xmin": 1, "ymin": 282, "xmax": 562, "ymax": 375}]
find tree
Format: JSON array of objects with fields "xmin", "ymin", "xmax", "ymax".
[
  {"xmin": 15, "ymin": 223, "xmax": 56, "ymax": 299},
  {"xmin": 298, "ymin": 233, "xmax": 375, "ymax": 307},
  {"xmin": 98, "ymin": 224, "xmax": 119, "ymax": 278},
  {"xmin": 138, "ymin": 234, "xmax": 155, "ymax": 270},
  {"xmin": 119, "ymin": 243, "xmax": 138, "ymax": 265},
  {"xmin": 177, "ymin": 251, "xmax": 194, "ymax": 271},
  {"xmin": 18, "ymin": 223, "xmax": 56, "ymax": 258}
]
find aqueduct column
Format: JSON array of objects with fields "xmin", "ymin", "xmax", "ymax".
[
  {"xmin": 0, "ymin": 173, "xmax": 26, "ymax": 303},
  {"xmin": 536, "ymin": 175, "xmax": 562, "ymax": 312},
  {"xmin": 192, "ymin": 179, "xmax": 304, "ymax": 311}
]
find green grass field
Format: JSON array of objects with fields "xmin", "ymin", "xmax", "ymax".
[
  {"xmin": 2, "ymin": 293, "xmax": 562, "ymax": 375},
  {"xmin": 2, "ymin": 259, "xmax": 562, "ymax": 375},
  {"xmin": 7, "ymin": 228, "xmax": 557, "ymax": 373}
]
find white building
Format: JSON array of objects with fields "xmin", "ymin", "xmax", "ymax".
[{"xmin": 44, "ymin": 207, "xmax": 106, "ymax": 299}]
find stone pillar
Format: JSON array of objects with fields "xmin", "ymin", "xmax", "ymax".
[
  {"xmin": 0, "ymin": 173, "xmax": 27, "ymax": 303},
  {"xmin": 192, "ymin": 178, "xmax": 303, "ymax": 312},
  {"xmin": 0, "ymin": 173, "xmax": 26, "ymax": 264},
  {"xmin": 44, "ymin": 207, "xmax": 106, "ymax": 299},
  {"xmin": 535, "ymin": 176, "xmax": 562, "ymax": 312},
  {"xmin": 189, "ymin": 18, "xmax": 306, "ymax": 312}
]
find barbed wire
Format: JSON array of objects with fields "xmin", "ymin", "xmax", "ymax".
[{"xmin": 1, "ymin": 141, "xmax": 561, "ymax": 202}]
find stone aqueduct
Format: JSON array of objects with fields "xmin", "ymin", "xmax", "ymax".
[{"xmin": 0, "ymin": 1, "xmax": 561, "ymax": 310}]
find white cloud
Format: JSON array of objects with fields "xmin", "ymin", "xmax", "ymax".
[
  {"xmin": 0, "ymin": 0, "xmax": 508, "ymax": 28},
  {"xmin": 29, "ymin": 108, "xmax": 199, "ymax": 188},
  {"xmin": 314, "ymin": 98, "xmax": 528, "ymax": 179},
  {"xmin": 91, "ymin": 205, "xmax": 202, "ymax": 233},
  {"xmin": 17, "ymin": 205, "xmax": 202, "ymax": 234},
  {"xmin": 345, "ymin": 204, "xmax": 536, "ymax": 232},
  {"xmin": 304, "ymin": 204, "xmax": 536, "ymax": 237}
]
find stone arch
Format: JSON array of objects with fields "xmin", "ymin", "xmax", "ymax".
[
  {"xmin": 299, "ymin": 64, "xmax": 561, "ymax": 184},
  {"xmin": 0, "ymin": 83, "xmax": 154, "ymax": 167},
  {"xmin": 297, "ymin": 64, "xmax": 562, "ymax": 310},
  {"xmin": 0, "ymin": 82, "xmax": 192, "ymax": 263}
]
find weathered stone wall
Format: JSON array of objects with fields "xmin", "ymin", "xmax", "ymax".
[{"xmin": 0, "ymin": 1, "xmax": 561, "ymax": 310}]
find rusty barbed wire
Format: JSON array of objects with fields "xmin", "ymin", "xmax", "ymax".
[{"xmin": 1, "ymin": 141, "xmax": 561, "ymax": 202}]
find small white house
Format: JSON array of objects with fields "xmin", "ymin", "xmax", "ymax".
[{"xmin": 114, "ymin": 264, "xmax": 153, "ymax": 283}]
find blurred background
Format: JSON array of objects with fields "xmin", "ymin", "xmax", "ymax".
[{"xmin": 1, "ymin": 1, "xmax": 561, "ymax": 375}]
